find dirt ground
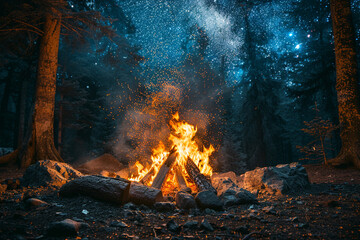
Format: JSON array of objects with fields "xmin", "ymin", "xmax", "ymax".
[{"xmin": 0, "ymin": 164, "xmax": 359, "ymax": 240}]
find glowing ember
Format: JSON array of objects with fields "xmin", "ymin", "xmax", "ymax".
[{"xmin": 129, "ymin": 112, "xmax": 215, "ymax": 194}]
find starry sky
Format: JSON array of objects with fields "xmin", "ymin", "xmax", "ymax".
[{"xmin": 119, "ymin": 0, "xmax": 241, "ymax": 70}]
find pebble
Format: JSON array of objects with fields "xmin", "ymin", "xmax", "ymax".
[
  {"xmin": 47, "ymin": 219, "xmax": 82, "ymax": 237},
  {"xmin": 183, "ymin": 220, "xmax": 198, "ymax": 229},
  {"xmin": 200, "ymin": 219, "xmax": 214, "ymax": 231},
  {"xmin": 154, "ymin": 202, "xmax": 176, "ymax": 212},
  {"xmin": 166, "ymin": 219, "xmax": 180, "ymax": 233},
  {"xmin": 110, "ymin": 220, "xmax": 128, "ymax": 228},
  {"xmin": 25, "ymin": 198, "xmax": 48, "ymax": 208},
  {"xmin": 235, "ymin": 225, "xmax": 249, "ymax": 234}
]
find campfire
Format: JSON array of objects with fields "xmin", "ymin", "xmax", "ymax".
[{"xmin": 129, "ymin": 112, "xmax": 216, "ymax": 195}]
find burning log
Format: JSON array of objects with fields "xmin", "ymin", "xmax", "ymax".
[
  {"xmin": 128, "ymin": 182, "xmax": 163, "ymax": 206},
  {"xmin": 185, "ymin": 157, "xmax": 217, "ymax": 194},
  {"xmin": 59, "ymin": 175, "xmax": 130, "ymax": 204},
  {"xmin": 174, "ymin": 165, "xmax": 190, "ymax": 192},
  {"xmin": 139, "ymin": 166, "xmax": 155, "ymax": 185},
  {"xmin": 151, "ymin": 148, "xmax": 177, "ymax": 189}
]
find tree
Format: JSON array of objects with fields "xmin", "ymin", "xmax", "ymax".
[
  {"xmin": 0, "ymin": 0, "xmax": 114, "ymax": 167},
  {"xmin": 296, "ymin": 102, "xmax": 338, "ymax": 164},
  {"xmin": 329, "ymin": 0, "xmax": 360, "ymax": 168}
]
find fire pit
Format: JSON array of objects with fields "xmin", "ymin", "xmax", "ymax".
[{"xmin": 128, "ymin": 112, "xmax": 216, "ymax": 195}]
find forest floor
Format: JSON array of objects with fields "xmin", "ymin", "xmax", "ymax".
[{"xmin": 0, "ymin": 164, "xmax": 360, "ymax": 240}]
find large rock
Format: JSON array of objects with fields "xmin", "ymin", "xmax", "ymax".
[
  {"xmin": 175, "ymin": 191, "xmax": 197, "ymax": 210},
  {"xmin": 238, "ymin": 162, "xmax": 310, "ymax": 195},
  {"xmin": 211, "ymin": 171, "xmax": 238, "ymax": 186},
  {"xmin": 211, "ymin": 175, "xmax": 242, "ymax": 197},
  {"xmin": 77, "ymin": 154, "xmax": 124, "ymax": 174},
  {"xmin": 212, "ymin": 176, "xmax": 257, "ymax": 205},
  {"xmin": 22, "ymin": 160, "xmax": 83, "ymax": 187},
  {"xmin": 59, "ymin": 175, "xmax": 130, "ymax": 204},
  {"xmin": 195, "ymin": 190, "xmax": 223, "ymax": 210}
]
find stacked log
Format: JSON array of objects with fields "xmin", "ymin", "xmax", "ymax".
[
  {"xmin": 151, "ymin": 148, "xmax": 177, "ymax": 189},
  {"xmin": 185, "ymin": 157, "xmax": 217, "ymax": 194}
]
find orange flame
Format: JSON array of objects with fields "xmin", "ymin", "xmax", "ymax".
[{"xmin": 129, "ymin": 112, "xmax": 214, "ymax": 194}]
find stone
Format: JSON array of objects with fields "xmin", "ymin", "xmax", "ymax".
[
  {"xmin": 223, "ymin": 195, "xmax": 240, "ymax": 207},
  {"xmin": 262, "ymin": 206, "xmax": 276, "ymax": 214},
  {"xmin": 77, "ymin": 154, "xmax": 124, "ymax": 175},
  {"xmin": 200, "ymin": 219, "xmax": 214, "ymax": 231},
  {"xmin": 22, "ymin": 160, "xmax": 83, "ymax": 188},
  {"xmin": 175, "ymin": 191, "xmax": 197, "ymax": 210},
  {"xmin": 211, "ymin": 175, "xmax": 257, "ymax": 203},
  {"xmin": 154, "ymin": 202, "xmax": 176, "ymax": 212},
  {"xmin": 166, "ymin": 219, "xmax": 180, "ymax": 233},
  {"xmin": 123, "ymin": 202, "xmax": 138, "ymax": 210},
  {"xmin": 234, "ymin": 225, "xmax": 249, "ymax": 234},
  {"xmin": 211, "ymin": 176, "xmax": 241, "ymax": 197},
  {"xmin": 25, "ymin": 198, "xmax": 48, "ymax": 208},
  {"xmin": 195, "ymin": 190, "xmax": 223, "ymax": 210},
  {"xmin": 47, "ymin": 219, "xmax": 82, "ymax": 237},
  {"xmin": 110, "ymin": 221, "xmax": 128, "ymax": 228},
  {"xmin": 238, "ymin": 162, "xmax": 310, "ymax": 195},
  {"xmin": 183, "ymin": 220, "xmax": 198, "ymax": 229},
  {"xmin": 236, "ymin": 189, "xmax": 257, "ymax": 204},
  {"xmin": 211, "ymin": 171, "xmax": 238, "ymax": 186}
]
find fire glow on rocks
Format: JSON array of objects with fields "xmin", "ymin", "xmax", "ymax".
[{"xmin": 129, "ymin": 112, "xmax": 214, "ymax": 194}]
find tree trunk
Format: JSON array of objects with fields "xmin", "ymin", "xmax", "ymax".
[
  {"xmin": 19, "ymin": 7, "xmax": 63, "ymax": 167},
  {"xmin": 329, "ymin": 0, "xmax": 360, "ymax": 168},
  {"xmin": 16, "ymin": 78, "xmax": 28, "ymax": 148}
]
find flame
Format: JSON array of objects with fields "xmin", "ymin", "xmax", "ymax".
[{"xmin": 129, "ymin": 112, "xmax": 214, "ymax": 194}]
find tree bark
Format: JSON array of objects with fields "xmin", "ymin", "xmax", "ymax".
[
  {"xmin": 329, "ymin": 0, "xmax": 360, "ymax": 168},
  {"xmin": 19, "ymin": 6, "xmax": 64, "ymax": 167},
  {"xmin": 59, "ymin": 175, "xmax": 131, "ymax": 204},
  {"xmin": 0, "ymin": 3, "xmax": 64, "ymax": 167},
  {"xmin": 128, "ymin": 182, "xmax": 163, "ymax": 206},
  {"xmin": 185, "ymin": 157, "xmax": 216, "ymax": 193}
]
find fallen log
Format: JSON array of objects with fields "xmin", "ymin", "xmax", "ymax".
[
  {"xmin": 151, "ymin": 148, "xmax": 177, "ymax": 189},
  {"xmin": 59, "ymin": 175, "xmax": 130, "ymax": 204},
  {"xmin": 128, "ymin": 182, "xmax": 163, "ymax": 206},
  {"xmin": 185, "ymin": 157, "xmax": 217, "ymax": 194}
]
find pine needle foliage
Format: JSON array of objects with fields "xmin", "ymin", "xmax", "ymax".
[{"xmin": 297, "ymin": 102, "xmax": 338, "ymax": 164}]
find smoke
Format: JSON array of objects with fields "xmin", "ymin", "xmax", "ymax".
[{"xmin": 113, "ymin": 66, "xmax": 225, "ymax": 169}]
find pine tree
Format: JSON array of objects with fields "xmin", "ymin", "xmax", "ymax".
[{"xmin": 329, "ymin": 0, "xmax": 360, "ymax": 168}]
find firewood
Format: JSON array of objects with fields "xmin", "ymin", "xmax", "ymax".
[
  {"xmin": 151, "ymin": 148, "xmax": 177, "ymax": 189},
  {"xmin": 128, "ymin": 182, "xmax": 163, "ymax": 206},
  {"xmin": 174, "ymin": 165, "xmax": 190, "ymax": 192},
  {"xmin": 185, "ymin": 157, "xmax": 217, "ymax": 194},
  {"xmin": 59, "ymin": 175, "xmax": 130, "ymax": 204},
  {"xmin": 139, "ymin": 166, "xmax": 155, "ymax": 185}
]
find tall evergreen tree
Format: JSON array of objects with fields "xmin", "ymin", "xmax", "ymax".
[{"xmin": 329, "ymin": 0, "xmax": 360, "ymax": 168}]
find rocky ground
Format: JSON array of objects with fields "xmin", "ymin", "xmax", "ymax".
[{"xmin": 0, "ymin": 164, "xmax": 360, "ymax": 240}]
